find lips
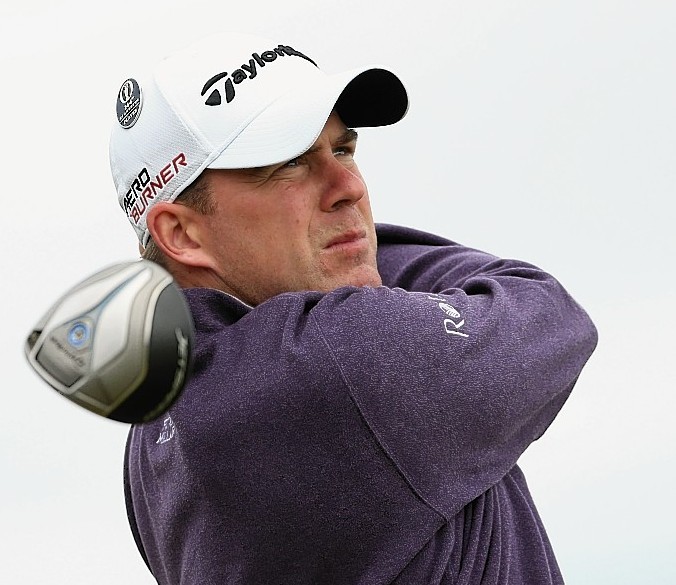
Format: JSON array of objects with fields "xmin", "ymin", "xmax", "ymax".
[{"xmin": 324, "ymin": 230, "xmax": 367, "ymax": 249}]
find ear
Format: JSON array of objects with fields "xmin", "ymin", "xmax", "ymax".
[{"xmin": 146, "ymin": 202, "xmax": 212, "ymax": 268}]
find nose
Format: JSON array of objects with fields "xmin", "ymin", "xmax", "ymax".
[{"xmin": 319, "ymin": 155, "xmax": 367, "ymax": 212}]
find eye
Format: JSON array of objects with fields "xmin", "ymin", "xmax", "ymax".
[
  {"xmin": 334, "ymin": 146, "xmax": 356, "ymax": 161},
  {"xmin": 284, "ymin": 157, "xmax": 301, "ymax": 168}
]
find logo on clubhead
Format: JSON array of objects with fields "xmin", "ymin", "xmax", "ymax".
[{"xmin": 67, "ymin": 322, "xmax": 91, "ymax": 349}]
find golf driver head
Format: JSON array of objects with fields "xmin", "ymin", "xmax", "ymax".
[{"xmin": 25, "ymin": 260, "xmax": 194, "ymax": 423}]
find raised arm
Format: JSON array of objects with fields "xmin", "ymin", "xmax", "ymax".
[{"xmin": 304, "ymin": 223, "xmax": 599, "ymax": 517}]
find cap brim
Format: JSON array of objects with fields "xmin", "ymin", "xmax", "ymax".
[{"xmin": 206, "ymin": 67, "xmax": 408, "ymax": 170}]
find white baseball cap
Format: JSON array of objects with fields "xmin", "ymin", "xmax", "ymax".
[{"xmin": 109, "ymin": 32, "xmax": 409, "ymax": 245}]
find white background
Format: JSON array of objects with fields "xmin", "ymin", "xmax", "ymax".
[{"xmin": 1, "ymin": 1, "xmax": 674, "ymax": 583}]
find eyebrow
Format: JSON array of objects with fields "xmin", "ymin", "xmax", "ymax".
[{"xmin": 337, "ymin": 128, "xmax": 359, "ymax": 145}]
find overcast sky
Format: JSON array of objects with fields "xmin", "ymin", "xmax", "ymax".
[{"xmin": 2, "ymin": 1, "xmax": 674, "ymax": 583}]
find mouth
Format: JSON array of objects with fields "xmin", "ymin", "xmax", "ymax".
[{"xmin": 324, "ymin": 230, "xmax": 368, "ymax": 250}]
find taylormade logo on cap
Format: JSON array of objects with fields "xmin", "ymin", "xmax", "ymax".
[
  {"xmin": 109, "ymin": 32, "xmax": 409, "ymax": 246},
  {"xmin": 200, "ymin": 44, "xmax": 317, "ymax": 106}
]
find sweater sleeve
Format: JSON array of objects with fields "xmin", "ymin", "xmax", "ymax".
[
  {"xmin": 304, "ymin": 223, "xmax": 598, "ymax": 518},
  {"xmin": 125, "ymin": 225, "xmax": 597, "ymax": 583}
]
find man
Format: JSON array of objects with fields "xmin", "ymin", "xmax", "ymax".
[{"xmin": 112, "ymin": 33, "xmax": 597, "ymax": 584}]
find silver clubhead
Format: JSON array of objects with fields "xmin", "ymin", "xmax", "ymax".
[{"xmin": 25, "ymin": 260, "xmax": 194, "ymax": 423}]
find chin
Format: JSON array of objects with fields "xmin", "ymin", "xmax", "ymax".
[{"xmin": 328, "ymin": 266, "xmax": 382, "ymax": 290}]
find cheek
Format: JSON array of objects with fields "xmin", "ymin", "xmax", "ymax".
[
  {"xmin": 248, "ymin": 206, "xmax": 314, "ymax": 270},
  {"xmin": 264, "ymin": 191, "xmax": 315, "ymax": 242},
  {"xmin": 203, "ymin": 209, "xmax": 258, "ymax": 273},
  {"xmin": 357, "ymin": 190, "xmax": 376, "ymax": 228}
]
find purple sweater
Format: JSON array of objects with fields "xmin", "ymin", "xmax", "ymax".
[{"xmin": 124, "ymin": 224, "xmax": 597, "ymax": 584}]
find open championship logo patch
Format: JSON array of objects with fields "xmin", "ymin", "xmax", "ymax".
[{"xmin": 117, "ymin": 78, "xmax": 143, "ymax": 129}]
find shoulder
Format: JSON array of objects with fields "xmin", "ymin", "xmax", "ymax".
[{"xmin": 376, "ymin": 223, "xmax": 457, "ymax": 247}]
